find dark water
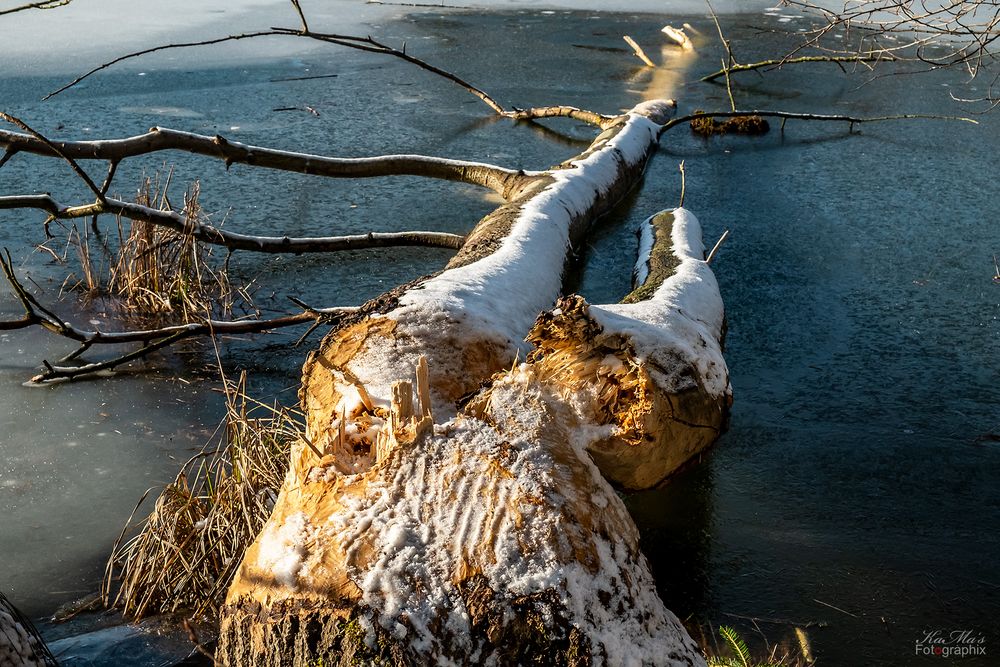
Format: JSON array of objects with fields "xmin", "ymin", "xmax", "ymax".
[{"xmin": 0, "ymin": 6, "xmax": 997, "ymax": 666}]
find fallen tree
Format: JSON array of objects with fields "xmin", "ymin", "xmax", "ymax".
[
  {"xmin": 217, "ymin": 198, "xmax": 728, "ymax": 664},
  {"xmin": 184, "ymin": 66, "xmax": 727, "ymax": 664}
]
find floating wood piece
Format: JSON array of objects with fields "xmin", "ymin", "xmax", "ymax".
[
  {"xmin": 623, "ymin": 35, "xmax": 656, "ymax": 67},
  {"xmin": 661, "ymin": 25, "xmax": 694, "ymax": 50}
]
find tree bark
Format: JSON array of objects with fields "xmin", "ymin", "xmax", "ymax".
[{"xmin": 215, "ymin": 99, "xmax": 719, "ymax": 666}]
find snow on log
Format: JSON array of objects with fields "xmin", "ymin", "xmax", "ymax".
[
  {"xmin": 215, "ymin": 101, "xmax": 724, "ymax": 666},
  {"xmin": 523, "ymin": 208, "xmax": 730, "ymax": 490},
  {"xmin": 217, "ymin": 370, "xmax": 705, "ymax": 665},
  {"xmin": 295, "ymin": 98, "xmax": 677, "ymax": 476}
]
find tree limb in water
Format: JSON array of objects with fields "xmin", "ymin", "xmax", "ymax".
[
  {"xmin": 658, "ymin": 108, "xmax": 978, "ymax": 136},
  {"xmin": 41, "ymin": 23, "xmax": 613, "ymax": 127},
  {"xmin": 0, "ymin": 194, "xmax": 466, "ymax": 253},
  {"xmin": 0, "ymin": 249, "xmax": 357, "ymax": 383},
  {"xmin": 700, "ymin": 54, "xmax": 902, "ymax": 82},
  {"xmin": 0, "ymin": 0, "xmax": 70, "ymax": 17},
  {"xmin": 0, "ymin": 127, "xmax": 523, "ymax": 196},
  {"xmin": 503, "ymin": 105, "xmax": 618, "ymax": 129},
  {"xmin": 776, "ymin": 1, "xmax": 1000, "ymax": 102}
]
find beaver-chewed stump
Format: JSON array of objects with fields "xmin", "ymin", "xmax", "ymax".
[
  {"xmin": 524, "ymin": 208, "xmax": 730, "ymax": 490},
  {"xmin": 216, "ymin": 96, "xmax": 728, "ymax": 667}
]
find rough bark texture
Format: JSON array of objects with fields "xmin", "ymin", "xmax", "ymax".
[
  {"xmin": 215, "ymin": 101, "xmax": 716, "ymax": 667},
  {"xmin": 298, "ymin": 99, "xmax": 676, "ymax": 441}
]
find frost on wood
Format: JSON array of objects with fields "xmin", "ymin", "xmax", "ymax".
[
  {"xmin": 216, "ymin": 102, "xmax": 726, "ymax": 666},
  {"xmin": 219, "ymin": 382, "xmax": 704, "ymax": 666}
]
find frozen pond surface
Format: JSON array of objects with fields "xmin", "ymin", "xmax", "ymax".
[{"xmin": 1, "ymin": 1, "xmax": 998, "ymax": 665}]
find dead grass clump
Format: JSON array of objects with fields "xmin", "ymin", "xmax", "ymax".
[
  {"xmin": 690, "ymin": 110, "xmax": 770, "ymax": 137},
  {"xmin": 108, "ymin": 173, "xmax": 235, "ymax": 321},
  {"xmin": 53, "ymin": 170, "xmax": 248, "ymax": 323},
  {"xmin": 104, "ymin": 372, "xmax": 300, "ymax": 620}
]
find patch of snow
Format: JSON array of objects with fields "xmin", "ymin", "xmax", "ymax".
[
  {"xmin": 0, "ymin": 608, "xmax": 46, "ymax": 667},
  {"xmin": 256, "ymin": 511, "xmax": 310, "ymax": 590},
  {"xmin": 312, "ymin": 379, "xmax": 703, "ymax": 665},
  {"xmin": 632, "ymin": 214, "xmax": 655, "ymax": 288}
]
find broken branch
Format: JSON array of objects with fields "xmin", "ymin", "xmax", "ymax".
[
  {"xmin": 0, "ymin": 194, "xmax": 465, "ymax": 253},
  {"xmin": 0, "ymin": 0, "xmax": 70, "ymax": 17},
  {"xmin": 623, "ymin": 35, "xmax": 656, "ymax": 67},
  {"xmin": 659, "ymin": 108, "xmax": 978, "ymax": 136},
  {"xmin": 0, "ymin": 248, "xmax": 357, "ymax": 383},
  {"xmin": 44, "ymin": 24, "xmax": 614, "ymax": 130},
  {"xmin": 503, "ymin": 105, "xmax": 618, "ymax": 129},
  {"xmin": 701, "ymin": 54, "xmax": 902, "ymax": 82},
  {"xmin": 0, "ymin": 127, "xmax": 523, "ymax": 195}
]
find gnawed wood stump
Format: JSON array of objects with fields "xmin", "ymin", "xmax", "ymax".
[
  {"xmin": 523, "ymin": 208, "xmax": 730, "ymax": 490},
  {"xmin": 217, "ymin": 96, "xmax": 725, "ymax": 665}
]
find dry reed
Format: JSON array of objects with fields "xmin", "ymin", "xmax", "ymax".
[
  {"xmin": 108, "ymin": 173, "xmax": 235, "ymax": 321},
  {"xmin": 104, "ymin": 372, "xmax": 300, "ymax": 620},
  {"xmin": 56, "ymin": 170, "xmax": 244, "ymax": 323}
]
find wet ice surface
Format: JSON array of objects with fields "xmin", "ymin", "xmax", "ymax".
[
  {"xmin": 1, "ymin": 2, "xmax": 998, "ymax": 666},
  {"xmin": 0, "ymin": 310, "xmax": 222, "ymax": 610}
]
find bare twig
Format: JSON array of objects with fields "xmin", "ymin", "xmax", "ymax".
[
  {"xmin": 705, "ymin": 0, "xmax": 737, "ymax": 111},
  {"xmin": 44, "ymin": 23, "xmax": 616, "ymax": 129},
  {"xmin": 813, "ymin": 598, "xmax": 859, "ymax": 618},
  {"xmin": 43, "ymin": 31, "xmax": 280, "ymax": 100},
  {"xmin": 0, "ymin": 0, "xmax": 70, "ymax": 17},
  {"xmin": 677, "ymin": 160, "xmax": 686, "ymax": 208},
  {"xmin": 183, "ymin": 619, "xmax": 217, "ymax": 665},
  {"xmin": 0, "ymin": 194, "xmax": 466, "ymax": 253},
  {"xmin": 0, "ymin": 111, "xmax": 105, "ymax": 201},
  {"xmin": 503, "ymin": 106, "xmax": 617, "ymax": 129},
  {"xmin": 288, "ymin": 0, "xmax": 308, "ymax": 33},
  {"xmin": 702, "ymin": 54, "xmax": 901, "ymax": 82},
  {"xmin": 0, "ymin": 248, "xmax": 357, "ymax": 383},
  {"xmin": 623, "ymin": 35, "xmax": 656, "ymax": 67},
  {"xmin": 723, "ymin": 611, "xmax": 826, "ymax": 629},
  {"xmin": 705, "ymin": 229, "xmax": 730, "ymax": 264}
]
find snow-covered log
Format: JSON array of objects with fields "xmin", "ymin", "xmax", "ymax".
[
  {"xmin": 295, "ymin": 98, "xmax": 678, "ymax": 473},
  {"xmin": 524, "ymin": 208, "xmax": 730, "ymax": 490},
  {"xmin": 215, "ymin": 101, "xmax": 727, "ymax": 667}
]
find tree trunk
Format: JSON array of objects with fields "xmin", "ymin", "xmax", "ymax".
[{"xmin": 215, "ymin": 101, "xmax": 724, "ymax": 666}]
